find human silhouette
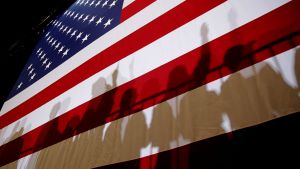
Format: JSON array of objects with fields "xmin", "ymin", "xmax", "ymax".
[{"xmin": 193, "ymin": 23, "xmax": 211, "ymax": 85}]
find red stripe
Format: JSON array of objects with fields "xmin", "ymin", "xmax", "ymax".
[
  {"xmin": 121, "ymin": 0, "xmax": 156, "ymax": 22},
  {"xmin": 1, "ymin": 1, "xmax": 299, "ymax": 166},
  {"xmin": 0, "ymin": 0, "xmax": 225, "ymax": 129}
]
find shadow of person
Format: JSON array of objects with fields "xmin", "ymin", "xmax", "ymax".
[
  {"xmin": 179, "ymin": 21, "xmax": 223, "ymax": 138},
  {"xmin": 34, "ymin": 102, "xmax": 62, "ymax": 151},
  {"xmin": 33, "ymin": 102, "xmax": 62, "ymax": 166},
  {"xmin": 174, "ymin": 23, "xmax": 226, "ymax": 168},
  {"xmin": 93, "ymin": 69, "xmax": 128, "ymax": 166},
  {"xmin": 149, "ymin": 100, "xmax": 174, "ymax": 169},
  {"xmin": 67, "ymin": 76, "xmax": 115, "ymax": 168},
  {"xmin": 147, "ymin": 64, "xmax": 193, "ymax": 169},
  {"xmin": 78, "ymin": 77, "xmax": 114, "ymax": 134},
  {"xmin": 3, "ymin": 120, "xmax": 22, "ymax": 144},
  {"xmin": 97, "ymin": 88, "xmax": 139, "ymax": 168},
  {"xmin": 193, "ymin": 23, "xmax": 211, "ymax": 85},
  {"xmin": 119, "ymin": 88, "xmax": 138, "ymax": 117},
  {"xmin": 119, "ymin": 89, "xmax": 149, "ymax": 168}
]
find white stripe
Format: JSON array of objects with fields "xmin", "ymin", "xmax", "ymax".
[
  {"xmin": 0, "ymin": 0, "xmax": 289, "ymax": 146},
  {"xmin": 9, "ymin": 45, "xmax": 300, "ymax": 168},
  {"xmin": 0, "ymin": 0, "xmax": 185, "ymax": 115},
  {"xmin": 122, "ymin": 0, "xmax": 135, "ymax": 8}
]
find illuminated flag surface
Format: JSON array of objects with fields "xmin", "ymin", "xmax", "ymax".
[{"xmin": 1, "ymin": 0, "xmax": 300, "ymax": 168}]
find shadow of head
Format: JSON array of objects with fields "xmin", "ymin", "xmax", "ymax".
[
  {"xmin": 50, "ymin": 102, "xmax": 61, "ymax": 120},
  {"xmin": 120, "ymin": 88, "xmax": 138, "ymax": 116},
  {"xmin": 224, "ymin": 42, "xmax": 255, "ymax": 72},
  {"xmin": 92, "ymin": 77, "xmax": 108, "ymax": 97},
  {"xmin": 200, "ymin": 23, "xmax": 209, "ymax": 43}
]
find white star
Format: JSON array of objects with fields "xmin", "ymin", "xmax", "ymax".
[
  {"xmin": 30, "ymin": 73, "xmax": 36, "ymax": 81},
  {"xmin": 57, "ymin": 22, "xmax": 62, "ymax": 27},
  {"xmin": 89, "ymin": 16, "xmax": 96, "ymax": 24},
  {"xmin": 70, "ymin": 11, "xmax": 75, "ymax": 17},
  {"xmin": 38, "ymin": 50, "xmax": 43, "ymax": 57},
  {"xmin": 40, "ymin": 53, "xmax": 46, "ymax": 60},
  {"xmin": 45, "ymin": 32, "xmax": 50, "ymax": 37},
  {"xmin": 71, "ymin": 30, "xmax": 77, "ymax": 38},
  {"xmin": 89, "ymin": 0, "xmax": 95, "ymax": 6},
  {"xmin": 51, "ymin": 40, "xmax": 57, "ymax": 47},
  {"xmin": 28, "ymin": 68, "xmax": 34, "ymax": 75},
  {"xmin": 59, "ymin": 25, "xmax": 65, "ymax": 32},
  {"xmin": 76, "ymin": 32, "xmax": 83, "ymax": 40},
  {"xmin": 109, "ymin": 0, "xmax": 117, "ymax": 8},
  {"xmin": 63, "ymin": 26, "xmax": 68, "ymax": 33},
  {"xmin": 41, "ymin": 53, "xmax": 46, "ymax": 60},
  {"xmin": 95, "ymin": 0, "xmax": 101, "ymax": 7},
  {"xmin": 84, "ymin": 0, "xmax": 90, "ymax": 6},
  {"xmin": 83, "ymin": 15, "xmax": 89, "ymax": 22},
  {"xmin": 76, "ymin": 0, "xmax": 80, "ymax": 5},
  {"xmin": 81, "ymin": 34, "xmax": 90, "ymax": 43},
  {"xmin": 66, "ymin": 11, "xmax": 71, "ymax": 17},
  {"xmin": 49, "ymin": 38, "xmax": 54, "ymax": 43},
  {"xmin": 46, "ymin": 36, "xmax": 51, "ymax": 42},
  {"xmin": 78, "ymin": 14, "xmax": 84, "ymax": 21},
  {"xmin": 79, "ymin": 0, "xmax": 84, "ymax": 5},
  {"xmin": 55, "ymin": 42, "xmax": 61, "ymax": 50},
  {"xmin": 64, "ymin": 10, "xmax": 68, "ymax": 15},
  {"xmin": 73, "ymin": 13, "xmax": 79, "ymax": 20},
  {"xmin": 58, "ymin": 46, "xmax": 65, "ymax": 54},
  {"xmin": 66, "ymin": 28, "xmax": 72, "ymax": 35},
  {"xmin": 104, "ymin": 18, "xmax": 113, "ymax": 28},
  {"xmin": 27, "ymin": 64, "xmax": 33, "ymax": 70},
  {"xmin": 102, "ymin": 0, "xmax": 108, "ymax": 7},
  {"xmin": 62, "ymin": 48, "xmax": 70, "ymax": 57},
  {"xmin": 45, "ymin": 61, "xmax": 52, "ymax": 70},
  {"xmin": 42, "ymin": 58, "xmax": 48, "ymax": 66},
  {"xmin": 36, "ymin": 48, "xmax": 41, "ymax": 54},
  {"xmin": 95, "ymin": 17, "xmax": 104, "ymax": 25},
  {"xmin": 17, "ymin": 82, "xmax": 23, "ymax": 89}
]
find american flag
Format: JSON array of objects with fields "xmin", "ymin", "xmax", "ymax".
[{"xmin": 1, "ymin": 0, "xmax": 300, "ymax": 168}]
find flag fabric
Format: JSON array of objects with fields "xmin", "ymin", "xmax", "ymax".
[{"xmin": 1, "ymin": 0, "xmax": 300, "ymax": 168}]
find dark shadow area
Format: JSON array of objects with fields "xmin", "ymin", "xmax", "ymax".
[{"xmin": 96, "ymin": 111, "xmax": 300, "ymax": 169}]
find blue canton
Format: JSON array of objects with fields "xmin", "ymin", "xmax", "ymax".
[{"xmin": 9, "ymin": 0, "xmax": 124, "ymax": 99}]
